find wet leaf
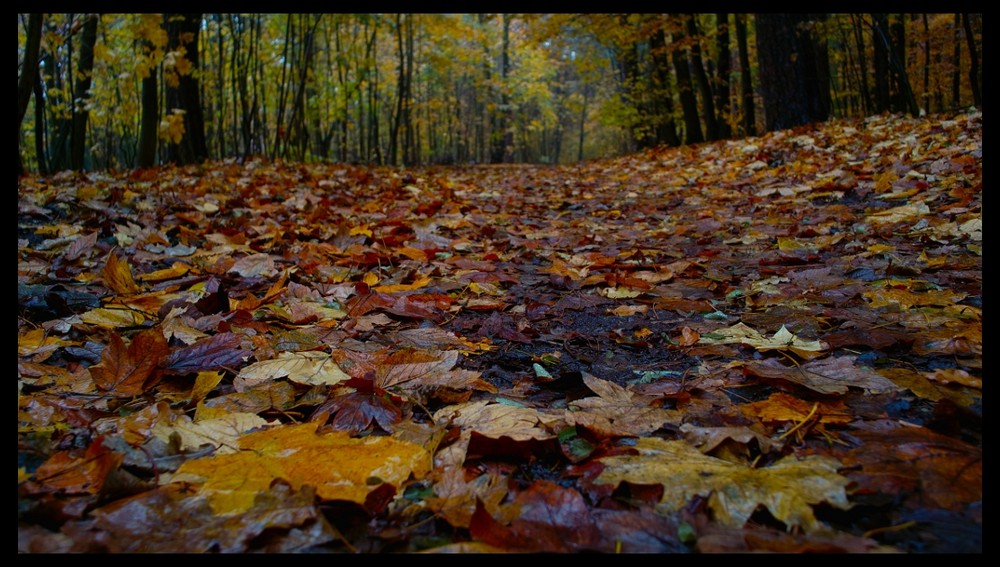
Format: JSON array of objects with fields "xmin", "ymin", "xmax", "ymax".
[
  {"xmin": 168, "ymin": 421, "xmax": 431, "ymax": 515},
  {"xmin": 596, "ymin": 438, "xmax": 851, "ymax": 532}
]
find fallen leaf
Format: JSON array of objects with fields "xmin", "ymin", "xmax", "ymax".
[
  {"xmin": 596, "ymin": 437, "xmax": 851, "ymax": 532},
  {"xmin": 235, "ymin": 350, "xmax": 350, "ymax": 390},
  {"xmin": 168, "ymin": 421, "xmax": 432, "ymax": 515}
]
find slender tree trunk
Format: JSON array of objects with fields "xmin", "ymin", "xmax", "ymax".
[
  {"xmin": 922, "ymin": 14, "xmax": 931, "ymax": 113},
  {"xmin": 649, "ymin": 28, "xmax": 680, "ymax": 146},
  {"xmin": 137, "ymin": 18, "xmax": 160, "ymax": 168},
  {"xmin": 671, "ymin": 23, "xmax": 704, "ymax": 144},
  {"xmin": 18, "ymin": 13, "xmax": 44, "ymax": 177},
  {"xmin": 888, "ymin": 14, "xmax": 919, "ymax": 116},
  {"xmin": 872, "ymin": 14, "xmax": 891, "ymax": 113},
  {"xmin": 714, "ymin": 13, "xmax": 732, "ymax": 139},
  {"xmin": 951, "ymin": 14, "xmax": 961, "ymax": 108},
  {"xmin": 69, "ymin": 14, "xmax": 98, "ymax": 171},
  {"xmin": 961, "ymin": 13, "xmax": 981, "ymax": 107},
  {"xmin": 138, "ymin": 67, "xmax": 159, "ymax": 167},
  {"xmin": 850, "ymin": 14, "xmax": 873, "ymax": 115},
  {"xmin": 33, "ymin": 73, "xmax": 49, "ymax": 174},
  {"xmin": 735, "ymin": 14, "xmax": 755, "ymax": 136},
  {"xmin": 686, "ymin": 14, "xmax": 719, "ymax": 140}
]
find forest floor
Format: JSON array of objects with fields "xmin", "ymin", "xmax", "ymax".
[{"xmin": 18, "ymin": 110, "xmax": 981, "ymax": 553}]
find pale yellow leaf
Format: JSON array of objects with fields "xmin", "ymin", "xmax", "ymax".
[{"xmin": 234, "ymin": 351, "xmax": 350, "ymax": 391}]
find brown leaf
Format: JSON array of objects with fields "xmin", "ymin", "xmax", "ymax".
[
  {"xmin": 101, "ymin": 250, "xmax": 141, "ymax": 295},
  {"xmin": 745, "ymin": 356, "xmax": 899, "ymax": 395},
  {"xmin": 163, "ymin": 332, "xmax": 249, "ymax": 374},
  {"xmin": 90, "ymin": 327, "xmax": 168, "ymax": 397},
  {"xmin": 832, "ymin": 423, "xmax": 982, "ymax": 510},
  {"xmin": 76, "ymin": 482, "xmax": 334, "ymax": 552},
  {"xmin": 469, "ymin": 481, "xmax": 602, "ymax": 552}
]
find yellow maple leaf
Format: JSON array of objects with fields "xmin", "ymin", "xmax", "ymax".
[
  {"xmin": 596, "ymin": 438, "xmax": 851, "ymax": 532},
  {"xmin": 169, "ymin": 422, "xmax": 431, "ymax": 515}
]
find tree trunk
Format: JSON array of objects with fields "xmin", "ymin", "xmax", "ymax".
[
  {"xmin": 962, "ymin": 13, "xmax": 981, "ymax": 108},
  {"xmin": 18, "ymin": 13, "xmax": 43, "ymax": 177},
  {"xmin": 888, "ymin": 14, "xmax": 919, "ymax": 116},
  {"xmin": 137, "ymin": 67, "xmax": 159, "ymax": 168},
  {"xmin": 686, "ymin": 14, "xmax": 718, "ymax": 140},
  {"xmin": 69, "ymin": 14, "xmax": 99, "ymax": 171},
  {"xmin": 872, "ymin": 14, "xmax": 891, "ymax": 113},
  {"xmin": 850, "ymin": 14, "xmax": 873, "ymax": 115},
  {"xmin": 137, "ymin": 21, "xmax": 160, "ymax": 168},
  {"xmin": 649, "ymin": 28, "xmax": 680, "ymax": 146},
  {"xmin": 33, "ymin": 72, "xmax": 49, "ymax": 174},
  {"xmin": 755, "ymin": 13, "xmax": 829, "ymax": 132},
  {"xmin": 671, "ymin": 23, "xmax": 704, "ymax": 144},
  {"xmin": 735, "ymin": 14, "xmax": 755, "ymax": 136},
  {"xmin": 714, "ymin": 13, "xmax": 732, "ymax": 140},
  {"xmin": 164, "ymin": 13, "xmax": 209, "ymax": 165}
]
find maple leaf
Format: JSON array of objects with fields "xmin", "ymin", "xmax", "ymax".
[
  {"xmin": 90, "ymin": 327, "xmax": 169, "ymax": 397},
  {"xmin": 596, "ymin": 438, "xmax": 851, "ymax": 532},
  {"xmin": 168, "ymin": 421, "xmax": 432, "ymax": 515}
]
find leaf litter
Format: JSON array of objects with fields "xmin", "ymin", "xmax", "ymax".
[{"xmin": 18, "ymin": 111, "xmax": 981, "ymax": 552}]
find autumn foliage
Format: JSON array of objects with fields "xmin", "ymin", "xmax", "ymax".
[{"xmin": 18, "ymin": 110, "xmax": 981, "ymax": 552}]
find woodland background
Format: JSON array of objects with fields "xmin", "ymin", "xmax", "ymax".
[{"xmin": 17, "ymin": 14, "xmax": 983, "ymax": 175}]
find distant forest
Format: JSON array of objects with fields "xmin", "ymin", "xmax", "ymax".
[{"xmin": 17, "ymin": 14, "xmax": 983, "ymax": 174}]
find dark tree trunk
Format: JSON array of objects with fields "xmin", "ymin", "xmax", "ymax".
[
  {"xmin": 137, "ymin": 70, "xmax": 158, "ymax": 168},
  {"xmin": 951, "ymin": 14, "xmax": 961, "ymax": 108},
  {"xmin": 69, "ymin": 14, "xmax": 99, "ymax": 171},
  {"xmin": 962, "ymin": 13, "xmax": 981, "ymax": 107},
  {"xmin": 714, "ymin": 13, "xmax": 732, "ymax": 139},
  {"xmin": 33, "ymin": 72, "xmax": 49, "ymax": 174},
  {"xmin": 164, "ymin": 13, "xmax": 209, "ymax": 165},
  {"xmin": 649, "ymin": 29, "xmax": 680, "ymax": 147},
  {"xmin": 754, "ymin": 13, "xmax": 829, "ymax": 132},
  {"xmin": 671, "ymin": 23, "xmax": 704, "ymax": 144},
  {"xmin": 18, "ymin": 13, "xmax": 44, "ymax": 177},
  {"xmin": 889, "ymin": 14, "xmax": 919, "ymax": 116},
  {"xmin": 735, "ymin": 14, "xmax": 755, "ymax": 136},
  {"xmin": 850, "ymin": 14, "xmax": 873, "ymax": 115},
  {"xmin": 872, "ymin": 14, "xmax": 891, "ymax": 113},
  {"xmin": 686, "ymin": 15, "xmax": 719, "ymax": 140}
]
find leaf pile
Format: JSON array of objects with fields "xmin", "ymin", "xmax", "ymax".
[{"xmin": 18, "ymin": 111, "xmax": 981, "ymax": 553}]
